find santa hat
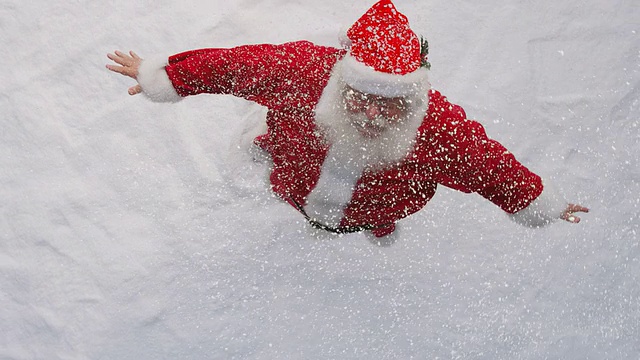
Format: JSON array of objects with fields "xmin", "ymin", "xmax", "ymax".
[{"xmin": 339, "ymin": 0, "xmax": 430, "ymax": 98}]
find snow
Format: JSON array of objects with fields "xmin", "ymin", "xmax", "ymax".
[{"xmin": 1, "ymin": 0, "xmax": 639, "ymax": 359}]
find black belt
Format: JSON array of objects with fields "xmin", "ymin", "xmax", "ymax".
[{"xmin": 289, "ymin": 197, "xmax": 391, "ymax": 234}]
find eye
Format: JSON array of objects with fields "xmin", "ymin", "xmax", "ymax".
[
  {"xmin": 343, "ymin": 89, "xmax": 366, "ymax": 110},
  {"xmin": 344, "ymin": 89, "xmax": 354, "ymax": 98},
  {"xmin": 380, "ymin": 99, "xmax": 408, "ymax": 118}
]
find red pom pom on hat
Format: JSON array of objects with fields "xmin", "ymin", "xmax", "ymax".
[{"xmin": 340, "ymin": 0, "xmax": 429, "ymax": 97}]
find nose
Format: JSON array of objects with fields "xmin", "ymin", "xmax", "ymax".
[{"xmin": 364, "ymin": 103, "xmax": 381, "ymax": 120}]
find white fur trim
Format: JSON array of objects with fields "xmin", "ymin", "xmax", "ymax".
[
  {"xmin": 136, "ymin": 57, "xmax": 182, "ymax": 103},
  {"xmin": 338, "ymin": 26, "xmax": 352, "ymax": 49},
  {"xmin": 340, "ymin": 54, "xmax": 430, "ymax": 97},
  {"xmin": 305, "ymin": 155, "xmax": 362, "ymax": 227},
  {"xmin": 509, "ymin": 180, "xmax": 567, "ymax": 228}
]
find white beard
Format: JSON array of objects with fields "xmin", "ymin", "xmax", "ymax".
[{"xmin": 305, "ymin": 60, "xmax": 430, "ymax": 227}]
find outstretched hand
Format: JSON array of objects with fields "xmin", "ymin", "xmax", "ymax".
[
  {"xmin": 106, "ymin": 50, "xmax": 143, "ymax": 96},
  {"xmin": 561, "ymin": 203, "xmax": 589, "ymax": 223}
]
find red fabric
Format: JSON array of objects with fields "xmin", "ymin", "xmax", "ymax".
[
  {"xmin": 347, "ymin": 0, "xmax": 421, "ymax": 75},
  {"xmin": 164, "ymin": 41, "xmax": 543, "ymax": 235}
]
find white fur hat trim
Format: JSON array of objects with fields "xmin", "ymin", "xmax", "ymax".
[{"xmin": 339, "ymin": 54, "xmax": 429, "ymax": 98}]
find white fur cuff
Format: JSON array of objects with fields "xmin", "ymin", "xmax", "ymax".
[
  {"xmin": 509, "ymin": 180, "xmax": 567, "ymax": 228},
  {"xmin": 136, "ymin": 57, "xmax": 182, "ymax": 103}
]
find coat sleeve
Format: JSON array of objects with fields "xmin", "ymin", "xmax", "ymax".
[
  {"xmin": 135, "ymin": 41, "xmax": 341, "ymax": 108},
  {"xmin": 420, "ymin": 91, "xmax": 566, "ymax": 226}
]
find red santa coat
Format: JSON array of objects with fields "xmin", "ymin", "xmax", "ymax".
[{"xmin": 146, "ymin": 41, "xmax": 548, "ymax": 236}]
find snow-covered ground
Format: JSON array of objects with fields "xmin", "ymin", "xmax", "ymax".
[{"xmin": 1, "ymin": 0, "xmax": 639, "ymax": 359}]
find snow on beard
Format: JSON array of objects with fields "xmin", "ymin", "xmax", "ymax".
[
  {"xmin": 314, "ymin": 70, "xmax": 429, "ymax": 175},
  {"xmin": 306, "ymin": 65, "xmax": 429, "ymax": 228}
]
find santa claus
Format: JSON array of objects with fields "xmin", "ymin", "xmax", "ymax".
[{"xmin": 106, "ymin": 0, "xmax": 588, "ymax": 244}]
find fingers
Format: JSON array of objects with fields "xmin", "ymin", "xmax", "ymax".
[
  {"xmin": 107, "ymin": 50, "xmax": 143, "ymax": 95},
  {"xmin": 567, "ymin": 203, "xmax": 589, "ymax": 214},
  {"xmin": 561, "ymin": 203, "xmax": 589, "ymax": 223},
  {"xmin": 105, "ymin": 63, "xmax": 128, "ymax": 76},
  {"xmin": 107, "ymin": 50, "xmax": 132, "ymax": 66},
  {"xmin": 106, "ymin": 50, "xmax": 141, "ymax": 78},
  {"xmin": 128, "ymin": 84, "xmax": 142, "ymax": 96},
  {"xmin": 561, "ymin": 213, "xmax": 581, "ymax": 223}
]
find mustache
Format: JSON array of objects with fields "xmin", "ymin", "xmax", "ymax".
[{"xmin": 348, "ymin": 113, "xmax": 394, "ymax": 129}]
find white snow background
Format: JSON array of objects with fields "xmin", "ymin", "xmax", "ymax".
[{"xmin": 1, "ymin": 0, "xmax": 639, "ymax": 359}]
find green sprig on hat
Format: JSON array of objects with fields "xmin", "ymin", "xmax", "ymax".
[{"xmin": 420, "ymin": 36, "xmax": 431, "ymax": 70}]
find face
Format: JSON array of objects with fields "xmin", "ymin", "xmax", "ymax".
[{"xmin": 341, "ymin": 86, "xmax": 409, "ymax": 138}]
